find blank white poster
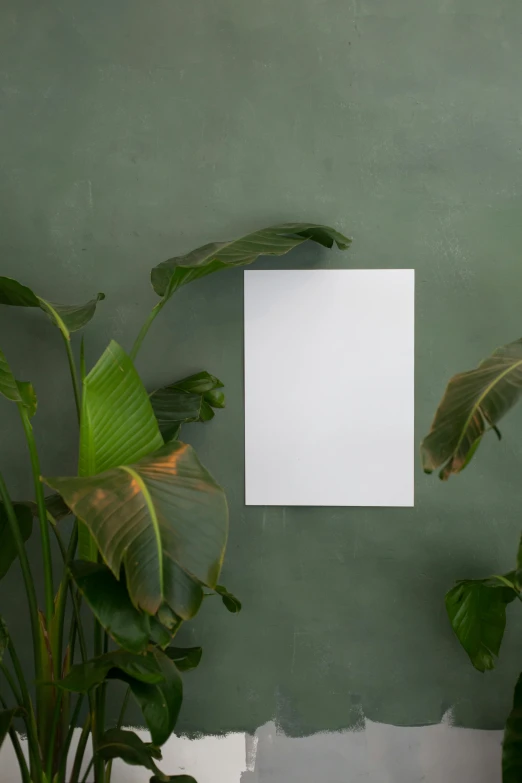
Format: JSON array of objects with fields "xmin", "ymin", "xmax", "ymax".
[{"xmin": 244, "ymin": 269, "xmax": 415, "ymax": 506}]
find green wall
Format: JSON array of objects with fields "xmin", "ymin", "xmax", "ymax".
[{"xmin": 2, "ymin": 0, "xmax": 522, "ymax": 736}]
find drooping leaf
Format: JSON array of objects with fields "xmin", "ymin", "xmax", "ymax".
[
  {"xmin": 0, "ymin": 617, "xmax": 8, "ymax": 662},
  {"xmin": 148, "ymin": 606, "xmax": 182, "ymax": 649},
  {"xmin": 0, "ymin": 502, "xmax": 33, "ymax": 580},
  {"xmin": 24, "ymin": 493, "xmax": 71, "ymax": 524},
  {"xmin": 503, "ymin": 672, "xmax": 522, "ymax": 783},
  {"xmin": 96, "ymin": 729, "xmax": 167, "ymax": 781},
  {"xmin": 164, "ymin": 647, "xmax": 202, "ymax": 673},
  {"xmin": 69, "ymin": 561, "xmax": 150, "ymax": 654},
  {"xmin": 57, "ymin": 651, "xmax": 164, "ymax": 693},
  {"xmin": 215, "ymin": 585, "xmax": 242, "ymax": 614},
  {"xmin": 78, "ymin": 340, "xmax": 163, "ymax": 560},
  {"xmin": 0, "ymin": 276, "xmax": 105, "ymax": 340},
  {"xmin": 0, "ymin": 708, "xmax": 24, "ymax": 750},
  {"xmin": 120, "ymin": 650, "xmax": 183, "ymax": 746},
  {"xmin": 151, "ymin": 223, "xmax": 351, "ymax": 301},
  {"xmin": 150, "ymin": 777, "xmax": 198, "ymax": 783},
  {"xmin": 421, "ymin": 338, "xmax": 522, "ymax": 479},
  {"xmin": 0, "ymin": 348, "xmax": 36, "ymax": 416},
  {"xmin": 445, "ymin": 578, "xmax": 517, "ymax": 672},
  {"xmin": 150, "ymin": 371, "xmax": 225, "ymax": 442},
  {"xmin": 45, "ymin": 441, "xmax": 226, "ymax": 617}
]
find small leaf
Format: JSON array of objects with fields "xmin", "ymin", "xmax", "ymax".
[
  {"xmin": 151, "ymin": 777, "xmax": 198, "ymax": 783},
  {"xmin": 24, "ymin": 493, "xmax": 71, "ymax": 523},
  {"xmin": 57, "ymin": 651, "xmax": 164, "ymax": 693},
  {"xmin": 0, "ymin": 617, "xmax": 8, "ymax": 662},
  {"xmin": 445, "ymin": 578, "xmax": 516, "ymax": 672},
  {"xmin": 215, "ymin": 585, "xmax": 242, "ymax": 614},
  {"xmin": 69, "ymin": 561, "xmax": 150, "ymax": 654},
  {"xmin": 0, "ymin": 276, "xmax": 105, "ymax": 340},
  {"xmin": 0, "ymin": 348, "xmax": 36, "ymax": 416},
  {"xmin": 0, "ymin": 502, "xmax": 33, "ymax": 580},
  {"xmin": 45, "ymin": 441, "xmax": 226, "ymax": 617},
  {"xmin": 421, "ymin": 338, "xmax": 522, "ymax": 479},
  {"xmin": 96, "ymin": 729, "xmax": 167, "ymax": 781},
  {"xmin": 503, "ymin": 672, "xmax": 522, "ymax": 782},
  {"xmin": 151, "ymin": 223, "xmax": 351, "ymax": 301},
  {"xmin": 164, "ymin": 647, "xmax": 202, "ymax": 672},
  {"xmin": 0, "ymin": 708, "xmax": 24, "ymax": 750},
  {"xmin": 150, "ymin": 371, "xmax": 225, "ymax": 442}
]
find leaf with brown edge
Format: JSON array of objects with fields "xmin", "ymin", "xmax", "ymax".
[{"xmin": 421, "ymin": 338, "xmax": 522, "ymax": 479}]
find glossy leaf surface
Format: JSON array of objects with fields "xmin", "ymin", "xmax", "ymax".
[
  {"xmin": 46, "ymin": 441, "xmax": 226, "ymax": 616},
  {"xmin": 421, "ymin": 338, "xmax": 522, "ymax": 479},
  {"xmin": 165, "ymin": 646, "xmax": 202, "ymax": 672},
  {"xmin": 503, "ymin": 672, "xmax": 522, "ymax": 783},
  {"xmin": 150, "ymin": 372, "xmax": 225, "ymax": 441},
  {"xmin": 96, "ymin": 729, "xmax": 167, "ymax": 780},
  {"xmin": 0, "ymin": 276, "xmax": 104, "ymax": 340},
  {"xmin": 0, "ymin": 348, "xmax": 36, "ymax": 416},
  {"xmin": 0, "ymin": 502, "xmax": 33, "ymax": 580},
  {"xmin": 151, "ymin": 223, "xmax": 351, "ymax": 301},
  {"xmin": 57, "ymin": 651, "xmax": 164, "ymax": 692},
  {"xmin": 69, "ymin": 561, "xmax": 150, "ymax": 653},
  {"xmin": 445, "ymin": 578, "xmax": 516, "ymax": 672}
]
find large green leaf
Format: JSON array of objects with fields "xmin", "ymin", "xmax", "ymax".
[
  {"xmin": 96, "ymin": 729, "xmax": 167, "ymax": 781},
  {"xmin": 0, "ymin": 276, "xmax": 105, "ymax": 340},
  {"xmin": 0, "ymin": 348, "xmax": 37, "ymax": 416},
  {"xmin": 57, "ymin": 651, "xmax": 164, "ymax": 692},
  {"xmin": 121, "ymin": 650, "xmax": 183, "ymax": 746},
  {"xmin": 503, "ymin": 672, "xmax": 522, "ymax": 783},
  {"xmin": 0, "ymin": 708, "xmax": 24, "ymax": 751},
  {"xmin": 78, "ymin": 340, "xmax": 163, "ymax": 560},
  {"xmin": 150, "ymin": 372, "xmax": 225, "ymax": 441},
  {"xmin": 0, "ymin": 502, "xmax": 33, "ymax": 580},
  {"xmin": 421, "ymin": 338, "xmax": 522, "ymax": 479},
  {"xmin": 445, "ymin": 577, "xmax": 517, "ymax": 672},
  {"xmin": 69, "ymin": 561, "xmax": 150, "ymax": 653},
  {"xmin": 151, "ymin": 223, "xmax": 351, "ymax": 301},
  {"xmin": 46, "ymin": 441, "xmax": 226, "ymax": 616}
]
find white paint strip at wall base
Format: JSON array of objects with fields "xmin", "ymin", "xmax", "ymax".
[{"xmin": 0, "ymin": 717, "xmax": 502, "ymax": 783}]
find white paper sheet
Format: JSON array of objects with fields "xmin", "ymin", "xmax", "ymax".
[{"xmin": 244, "ymin": 269, "xmax": 415, "ymax": 506}]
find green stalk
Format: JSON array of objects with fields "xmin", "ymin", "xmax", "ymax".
[
  {"xmin": 93, "ymin": 618, "xmax": 105, "ymax": 783},
  {"xmin": 0, "ymin": 693, "xmax": 31, "ymax": 783},
  {"xmin": 0, "ymin": 474, "xmax": 41, "ymax": 677},
  {"xmin": 0, "ymin": 661, "xmax": 23, "ymax": 705},
  {"xmin": 130, "ymin": 299, "xmax": 166, "ymax": 360},
  {"xmin": 9, "ymin": 641, "xmax": 43, "ymax": 780},
  {"xmin": 70, "ymin": 713, "xmax": 91, "ymax": 783},
  {"xmin": 46, "ymin": 688, "xmax": 63, "ymax": 782},
  {"xmin": 17, "ymin": 404, "xmax": 54, "ymax": 623},
  {"xmin": 61, "ymin": 333, "xmax": 81, "ymax": 423},
  {"xmin": 59, "ymin": 694, "xmax": 84, "ymax": 783},
  {"xmin": 105, "ymin": 686, "xmax": 131, "ymax": 783},
  {"xmin": 80, "ymin": 757, "xmax": 95, "ymax": 783}
]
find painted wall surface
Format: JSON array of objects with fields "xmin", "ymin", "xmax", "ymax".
[{"xmin": 1, "ymin": 0, "xmax": 522, "ymax": 779}]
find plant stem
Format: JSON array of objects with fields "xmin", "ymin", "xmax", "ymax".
[
  {"xmin": 0, "ymin": 474, "xmax": 41, "ymax": 676},
  {"xmin": 9, "ymin": 641, "xmax": 43, "ymax": 780},
  {"xmin": 46, "ymin": 688, "xmax": 63, "ymax": 782},
  {"xmin": 93, "ymin": 618, "xmax": 105, "ymax": 783},
  {"xmin": 70, "ymin": 713, "xmax": 91, "ymax": 783},
  {"xmin": 61, "ymin": 333, "xmax": 81, "ymax": 424},
  {"xmin": 80, "ymin": 756, "xmax": 95, "ymax": 783},
  {"xmin": 130, "ymin": 299, "xmax": 165, "ymax": 360},
  {"xmin": 0, "ymin": 661, "xmax": 23, "ymax": 705},
  {"xmin": 0, "ymin": 693, "xmax": 31, "ymax": 783},
  {"xmin": 17, "ymin": 404, "xmax": 55, "ymax": 623},
  {"xmin": 105, "ymin": 686, "xmax": 131, "ymax": 783},
  {"xmin": 59, "ymin": 694, "xmax": 84, "ymax": 783}
]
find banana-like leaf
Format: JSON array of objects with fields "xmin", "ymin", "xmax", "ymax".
[
  {"xmin": 0, "ymin": 617, "xmax": 8, "ymax": 662},
  {"xmin": 0, "ymin": 348, "xmax": 37, "ymax": 416},
  {"xmin": 69, "ymin": 561, "xmax": 150, "ymax": 654},
  {"xmin": 150, "ymin": 372, "xmax": 225, "ymax": 442},
  {"xmin": 45, "ymin": 441, "xmax": 227, "ymax": 616},
  {"xmin": 0, "ymin": 502, "xmax": 33, "ymax": 580},
  {"xmin": 120, "ymin": 650, "xmax": 182, "ymax": 746},
  {"xmin": 151, "ymin": 223, "xmax": 351, "ymax": 301},
  {"xmin": 421, "ymin": 338, "xmax": 522, "ymax": 479},
  {"xmin": 96, "ymin": 729, "xmax": 167, "ymax": 781},
  {"xmin": 0, "ymin": 276, "xmax": 105, "ymax": 340},
  {"xmin": 78, "ymin": 340, "xmax": 163, "ymax": 560},
  {"xmin": 445, "ymin": 577, "xmax": 517, "ymax": 672},
  {"xmin": 0, "ymin": 708, "xmax": 24, "ymax": 751},
  {"xmin": 57, "ymin": 651, "xmax": 164, "ymax": 692},
  {"xmin": 503, "ymin": 672, "xmax": 522, "ymax": 783},
  {"xmin": 215, "ymin": 585, "xmax": 242, "ymax": 614},
  {"xmin": 164, "ymin": 646, "xmax": 202, "ymax": 672}
]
